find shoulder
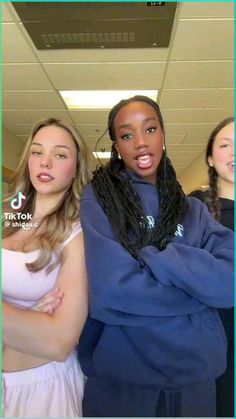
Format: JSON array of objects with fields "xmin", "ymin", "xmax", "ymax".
[
  {"xmin": 188, "ymin": 189, "xmax": 209, "ymax": 203},
  {"xmin": 186, "ymin": 195, "xmax": 205, "ymax": 210},
  {"xmin": 81, "ymin": 182, "xmax": 96, "ymax": 201},
  {"xmin": 184, "ymin": 195, "xmax": 209, "ymax": 222},
  {"xmin": 62, "ymin": 221, "xmax": 82, "ymax": 249}
]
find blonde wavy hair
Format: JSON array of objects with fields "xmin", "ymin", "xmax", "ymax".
[{"xmin": 3, "ymin": 118, "xmax": 90, "ymax": 273}]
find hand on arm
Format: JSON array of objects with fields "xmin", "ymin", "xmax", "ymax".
[
  {"xmin": 31, "ymin": 287, "xmax": 64, "ymax": 315},
  {"xmin": 3, "ymin": 232, "xmax": 88, "ymax": 361}
]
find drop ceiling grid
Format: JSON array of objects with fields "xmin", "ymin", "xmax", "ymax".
[{"xmin": 1, "ymin": 1, "xmax": 234, "ymax": 174}]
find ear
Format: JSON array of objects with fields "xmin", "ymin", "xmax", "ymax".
[
  {"xmin": 207, "ymin": 156, "xmax": 214, "ymax": 167},
  {"xmin": 114, "ymin": 141, "xmax": 119, "ymax": 154},
  {"xmin": 113, "ymin": 141, "xmax": 122, "ymax": 159}
]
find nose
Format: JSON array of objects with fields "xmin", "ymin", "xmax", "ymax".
[
  {"xmin": 40, "ymin": 156, "xmax": 52, "ymax": 169},
  {"xmin": 134, "ymin": 132, "xmax": 148, "ymax": 149}
]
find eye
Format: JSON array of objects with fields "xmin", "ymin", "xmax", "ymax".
[
  {"xmin": 146, "ymin": 127, "xmax": 157, "ymax": 134},
  {"xmin": 55, "ymin": 153, "xmax": 67, "ymax": 159},
  {"xmin": 121, "ymin": 133, "xmax": 132, "ymax": 141},
  {"xmin": 31, "ymin": 151, "xmax": 41, "ymax": 156},
  {"xmin": 219, "ymin": 144, "xmax": 229, "ymax": 148}
]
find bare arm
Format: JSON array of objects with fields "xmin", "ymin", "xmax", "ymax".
[
  {"xmin": 31, "ymin": 287, "xmax": 64, "ymax": 314},
  {"xmin": 2, "ymin": 232, "xmax": 88, "ymax": 361}
]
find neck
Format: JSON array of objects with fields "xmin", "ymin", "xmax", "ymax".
[
  {"xmin": 218, "ymin": 179, "xmax": 234, "ymax": 200},
  {"xmin": 33, "ymin": 193, "xmax": 63, "ymax": 220}
]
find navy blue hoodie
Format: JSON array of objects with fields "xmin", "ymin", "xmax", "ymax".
[{"xmin": 79, "ymin": 171, "xmax": 234, "ymax": 391}]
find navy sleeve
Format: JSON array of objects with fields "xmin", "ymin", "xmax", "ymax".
[
  {"xmin": 140, "ymin": 203, "xmax": 234, "ymax": 308},
  {"xmin": 80, "ymin": 187, "xmax": 206, "ymax": 325}
]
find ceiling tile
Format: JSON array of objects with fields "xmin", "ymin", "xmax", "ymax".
[
  {"xmin": 160, "ymin": 89, "xmax": 215, "ymax": 109},
  {"xmin": 36, "ymin": 48, "xmax": 169, "ymax": 63},
  {"xmin": 218, "ymin": 61, "xmax": 234, "ymax": 88},
  {"xmin": 168, "ymin": 144, "xmax": 205, "ymax": 152},
  {"xmin": 183, "ymin": 134, "xmax": 209, "ymax": 145},
  {"xmin": 2, "ymin": 64, "xmax": 53, "ymax": 90},
  {"xmin": 15, "ymin": 135, "xmax": 28, "ymax": 143},
  {"xmin": 70, "ymin": 110, "xmax": 110, "ymax": 125},
  {"xmin": 162, "ymin": 109, "xmax": 201, "ymax": 124},
  {"xmin": 206, "ymin": 88, "xmax": 234, "ymax": 108},
  {"xmin": 168, "ymin": 150, "xmax": 201, "ymax": 160},
  {"xmin": 165, "ymin": 61, "xmax": 232, "ymax": 88},
  {"xmin": 3, "ymin": 110, "xmax": 72, "ymax": 126},
  {"xmin": 180, "ymin": 2, "xmax": 234, "ymax": 18},
  {"xmin": 7, "ymin": 124, "xmax": 34, "ymax": 136},
  {"xmin": 2, "ymin": 23, "xmax": 38, "ymax": 63},
  {"xmin": 184, "ymin": 123, "xmax": 218, "ymax": 141},
  {"xmin": 2, "ymin": 3, "xmax": 14, "ymax": 22},
  {"xmin": 170, "ymin": 20, "xmax": 233, "ymax": 61},
  {"xmin": 196, "ymin": 108, "xmax": 234, "ymax": 123},
  {"xmin": 3, "ymin": 2, "xmax": 20, "ymax": 22},
  {"xmin": 165, "ymin": 135, "xmax": 185, "ymax": 145},
  {"xmin": 43, "ymin": 62, "xmax": 166, "ymax": 90},
  {"xmin": 76, "ymin": 124, "xmax": 107, "ymax": 137},
  {"xmin": 165, "ymin": 123, "xmax": 194, "ymax": 136},
  {"xmin": 2, "ymin": 91, "xmax": 65, "ymax": 110}
]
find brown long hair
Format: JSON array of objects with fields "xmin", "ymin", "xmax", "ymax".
[
  {"xmin": 206, "ymin": 117, "xmax": 234, "ymax": 219},
  {"xmin": 3, "ymin": 118, "xmax": 90, "ymax": 272}
]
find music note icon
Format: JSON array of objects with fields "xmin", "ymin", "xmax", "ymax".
[{"xmin": 10, "ymin": 192, "xmax": 26, "ymax": 210}]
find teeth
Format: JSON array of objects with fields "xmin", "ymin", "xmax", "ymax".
[
  {"xmin": 39, "ymin": 175, "xmax": 52, "ymax": 180},
  {"xmin": 138, "ymin": 155, "xmax": 150, "ymax": 163}
]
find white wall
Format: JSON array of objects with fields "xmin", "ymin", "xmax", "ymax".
[
  {"xmin": 2, "ymin": 125, "xmax": 24, "ymax": 195},
  {"xmin": 178, "ymin": 150, "xmax": 208, "ymax": 195}
]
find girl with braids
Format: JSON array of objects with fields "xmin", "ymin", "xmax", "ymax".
[
  {"xmin": 2, "ymin": 118, "xmax": 89, "ymax": 417},
  {"xmin": 78, "ymin": 96, "xmax": 234, "ymax": 417},
  {"xmin": 190, "ymin": 117, "xmax": 234, "ymax": 417}
]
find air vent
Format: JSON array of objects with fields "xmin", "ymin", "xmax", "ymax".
[
  {"xmin": 41, "ymin": 32, "xmax": 136, "ymax": 47},
  {"xmin": 12, "ymin": 2, "xmax": 177, "ymax": 50}
]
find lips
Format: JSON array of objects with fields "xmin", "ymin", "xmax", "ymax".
[
  {"xmin": 37, "ymin": 172, "xmax": 54, "ymax": 182},
  {"xmin": 135, "ymin": 153, "xmax": 153, "ymax": 169},
  {"xmin": 227, "ymin": 161, "xmax": 234, "ymax": 172}
]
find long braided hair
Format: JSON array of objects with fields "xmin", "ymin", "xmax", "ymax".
[
  {"xmin": 92, "ymin": 95, "xmax": 187, "ymax": 258},
  {"xmin": 206, "ymin": 117, "xmax": 234, "ymax": 220}
]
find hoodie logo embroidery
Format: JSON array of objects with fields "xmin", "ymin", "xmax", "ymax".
[
  {"xmin": 145, "ymin": 217, "xmax": 184, "ymax": 238},
  {"xmin": 175, "ymin": 224, "xmax": 184, "ymax": 237},
  {"xmin": 146, "ymin": 215, "xmax": 155, "ymax": 229}
]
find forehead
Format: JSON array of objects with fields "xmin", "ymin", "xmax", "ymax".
[
  {"xmin": 32, "ymin": 125, "xmax": 76, "ymax": 148},
  {"xmin": 114, "ymin": 101, "xmax": 159, "ymax": 125},
  {"xmin": 215, "ymin": 122, "xmax": 234, "ymax": 142}
]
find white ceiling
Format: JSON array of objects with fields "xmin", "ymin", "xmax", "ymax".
[{"xmin": 2, "ymin": 1, "xmax": 234, "ymax": 175}]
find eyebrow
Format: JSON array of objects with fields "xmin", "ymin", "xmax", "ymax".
[
  {"xmin": 117, "ymin": 117, "xmax": 157, "ymax": 130},
  {"xmin": 31, "ymin": 142, "xmax": 71, "ymax": 150},
  {"xmin": 217, "ymin": 137, "xmax": 232, "ymax": 141}
]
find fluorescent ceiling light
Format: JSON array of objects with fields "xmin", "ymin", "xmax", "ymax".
[
  {"xmin": 93, "ymin": 151, "xmax": 111, "ymax": 159},
  {"xmin": 60, "ymin": 90, "xmax": 158, "ymax": 109}
]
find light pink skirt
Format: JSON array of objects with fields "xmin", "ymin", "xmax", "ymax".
[{"xmin": 2, "ymin": 351, "xmax": 85, "ymax": 417}]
